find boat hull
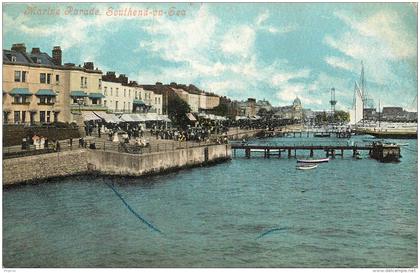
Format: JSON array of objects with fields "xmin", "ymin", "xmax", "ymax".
[{"xmin": 297, "ymin": 158, "xmax": 330, "ymax": 164}]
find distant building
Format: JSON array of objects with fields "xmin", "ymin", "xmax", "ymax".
[
  {"xmin": 165, "ymin": 83, "xmax": 220, "ymax": 113},
  {"xmin": 273, "ymin": 97, "xmax": 303, "ymax": 120},
  {"xmin": 2, "ymin": 43, "xmax": 104, "ymax": 124},
  {"xmin": 381, "ymin": 106, "xmax": 417, "ymax": 122}
]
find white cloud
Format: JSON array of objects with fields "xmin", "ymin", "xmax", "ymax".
[
  {"xmin": 324, "ymin": 56, "xmax": 358, "ymax": 72},
  {"xmin": 255, "ymin": 10, "xmax": 269, "ymax": 26},
  {"xmin": 334, "ymin": 10, "xmax": 416, "ymax": 59},
  {"xmin": 220, "ymin": 25, "xmax": 255, "ymax": 57}
]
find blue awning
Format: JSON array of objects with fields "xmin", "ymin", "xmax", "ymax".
[
  {"xmin": 36, "ymin": 89, "xmax": 56, "ymax": 96},
  {"xmin": 133, "ymin": 99, "xmax": 145, "ymax": 105},
  {"xmin": 88, "ymin": 93, "xmax": 105, "ymax": 99},
  {"xmin": 70, "ymin": 91, "xmax": 88, "ymax": 97},
  {"xmin": 10, "ymin": 88, "xmax": 32, "ymax": 96}
]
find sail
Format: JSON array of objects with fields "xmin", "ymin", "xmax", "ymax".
[{"xmin": 349, "ymin": 82, "xmax": 364, "ymax": 124}]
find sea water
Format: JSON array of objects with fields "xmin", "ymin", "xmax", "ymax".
[{"xmin": 3, "ymin": 136, "xmax": 417, "ymax": 267}]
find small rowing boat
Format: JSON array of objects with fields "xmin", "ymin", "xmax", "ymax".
[
  {"xmin": 297, "ymin": 158, "xmax": 330, "ymax": 164},
  {"xmin": 296, "ymin": 164, "xmax": 318, "ymax": 170}
]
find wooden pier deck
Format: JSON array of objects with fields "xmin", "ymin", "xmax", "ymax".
[{"xmin": 231, "ymin": 143, "xmax": 401, "ymax": 162}]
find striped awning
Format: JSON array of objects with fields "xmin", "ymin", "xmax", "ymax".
[
  {"xmin": 70, "ymin": 91, "xmax": 88, "ymax": 97},
  {"xmin": 36, "ymin": 89, "xmax": 56, "ymax": 96},
  {"xmin": 133, "ymin": 99, "xmax": 145, "ymax": 105},
  {"xmin": 10, "ymin": 88, "xmax": 31, "ymax": 96},
  {"xmin": 88, "ymin": 93, "xmax": 105, "ymax": 99},
  {"xmin": 82, "ymin": 111, "xmax": 101, "ymax": 121},
  {"xmin": 93, "ymin": 111, "xmax": 122, "ymax": 123},
  {"xmin": 186, "ymin": 113, "xmax": 197, "ymax": 121}
]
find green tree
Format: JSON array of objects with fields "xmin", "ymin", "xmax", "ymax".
[
  {"xmin": 212, "ymin": 102, "xmax": 228, "ymax": 116},
  {"xmin": 167, "ymin": 95, "xmax": 191, "ymax": 128},
  {"xmin": 333, "ymin": 110, "xmax": 350, "ymax": 122}
]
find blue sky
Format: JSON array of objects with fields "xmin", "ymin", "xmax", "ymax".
[{"xmin": 3, "ymin": 2, "xmax": 418, "ymax": 111}]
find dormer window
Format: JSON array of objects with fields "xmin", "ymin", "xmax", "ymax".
[{"xmin": 11, "ymin": 56, "xmax": 16, "ymax": 62}]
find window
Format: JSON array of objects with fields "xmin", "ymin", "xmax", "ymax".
[
  {"xmin": 116, "ymin": 88, "xmax": 119, "ymax": 97},
  {"xmin": 104, "ymin": 100, "xmax": 107, "ymax": 106},
  {"xmin": 84, "ymin": 77, "xmax": 87, "ymax": 87},
  {"xmin": 135, "ymin": 91, "xmax": 138, "ymax": 98},
  {"xmin": 21, "ymin": 111, "xmax": 26, "ymax": 123},
  {"xmin": 40, "ymin": 73, "xmax": 46, "ymax": 84},
  {"xmin": 14, "ymin": 111, "xmax": 20, "ymax": 124},
  {"xmin": 124, "ymin": 89, "xmax": 126, "ymax": 97},
  {"xmin": 91, "ymin": 98, "xmax": 98, "ymax": 105},
  {"xmin": 115, "ymin": 101, "xmax": 118, "ymax": 111},
  {"xmin": 123, "ymin": 102, "xmax": 126, "ymax": 110},
  {"xmin": 129, "ymin": 89, "xmax": 131, "ymax": 97},
  {"xmin": 22, "ymin": 71, "xmax": 27, "ymax": 82},
  {"xmin": 80, "ymin": 77, "xmax": 84, "ymax": 88},
  {"xmin": 104, "ymin": 87, "xmax": 107, "ymax": 96},
  {"xmin": 155, "ymin": 97, "xmax": 157, "ymax": 104},
  {"xmin": 40, "ymin": 111, "xmax": 46, "ymax": 123},
  {"xmin": 128, "ymin": 102, "xmax": 131, "ymax": 111},
  {"xmin": 46, "ymin": 73, "xmax": 51, "ymax": 84},
  {"xmin": 98, "ymin": 79, "xmax": 102, "ymax": 89},
  {"xmin": 14, "ymin": 71, "xmax": 21, "ymax": 82},
  {"xmin": 110, "ymin": 88, "xmax": 113, "ymax": 96},
  {"xmin": 11, "ymin": 56, "xmax": 16, "ymax": 62},
  {"xmin": 39, "ymin": 96, "xmax": 53, "ymax": 104},
  {"xmin": 56, "ymin": 74, "xmax": 60, "ymax": 84},
  {"xmin": 46, "ymin": 111, "xmax": 51, "ymax": 123}
]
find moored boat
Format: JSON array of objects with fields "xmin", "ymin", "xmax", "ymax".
[
  {"xmin": 297, "ymin": 158, "xmax": 330, "ymax": 164},
  {"xmin": 296, "ymin": 164, "xmax": 318, "ymax": 170}
]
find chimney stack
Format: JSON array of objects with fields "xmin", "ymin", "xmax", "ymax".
[
  {"xmin": 83, "ymin": 62, "xmax": 94, "ymax": 70},
  {"xmin": 11, "ymin": 43, "xmax": 26, "ymax": 53},
  {"xmin": 52, "ymin": 46, "xmax": 62, "ymax": 66},
  {"xmin": 31, "ymin": 48, "xmax": 40, "ymax": 54},
  {"xmin": 118, "ymin": 74, "xmax": 128, "ymax": 85}
]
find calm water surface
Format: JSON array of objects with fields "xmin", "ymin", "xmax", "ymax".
[{"xmin": 3, "ymin": 136, "xmax": 417, "ymax": 267}]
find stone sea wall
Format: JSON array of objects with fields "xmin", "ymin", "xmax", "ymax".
[
  {"xmin": 3, "ymin": 144, "xmax": 231, "ymax": 186},
  {"xmin": 2, "ymin": 149, "xmax": 88, "ymax": 186}
]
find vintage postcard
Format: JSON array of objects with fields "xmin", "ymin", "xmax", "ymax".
[{"xmin": 2, "ymin": 2, "xmax": 417, "ymax": 270}]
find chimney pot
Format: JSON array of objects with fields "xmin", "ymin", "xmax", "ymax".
[
  {"xmin": 11, "ymin": 43, "xmax": 26, "ymax": 53},
  {"xmin": 31, "ymin": 48, "xmax": 41, "ymax": 54}
]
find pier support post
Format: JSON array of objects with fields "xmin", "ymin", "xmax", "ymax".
[
  {"xmin": 310, "ymin": 149, "xmax": 314, "ymax": 157},
  {"xmin": 353, "ymin": 149, "xmax": 357, "ymax": 157},
  {"xmin": 267, "ymin": 149, "xmax": 270, "ymax": 158},
  {"xmin": 278, "ymin": 150, "xmax": 281, "ymax": 158},
  {"xmin": 341, "ymin": 149, "xmax": 344, "ymax": 158},
  {"xmin": 245, "ymin": 148, "xmax": 250, "ymax": 159},
  {"xmin": 331, "ymin": 149, "xmax": 335, "ymax": 158},
  {"xmin": 288, "ymin": 148, "xmax": 291, "ymax": 158}
]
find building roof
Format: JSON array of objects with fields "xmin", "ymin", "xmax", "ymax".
[{"xmin": 3, "ymin": 47, "xmax": 102, "ymax": 73}]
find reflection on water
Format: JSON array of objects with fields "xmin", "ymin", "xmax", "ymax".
[{"xmin": 3, "ymin": 136, "xmax": 417, "ymax": 267}]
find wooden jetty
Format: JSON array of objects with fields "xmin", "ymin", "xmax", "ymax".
[
  {"xmin": 231, "ymin": 142, "xmax": 401, "ymax": 162},
  {"xmin": 278, "ymin": 129, "xmax": 352, "ymax": 139}
]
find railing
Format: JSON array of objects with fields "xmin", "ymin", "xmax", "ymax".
[{"xmin": 3, "ymin": 137, "xmax": 225, "ymax": 159}]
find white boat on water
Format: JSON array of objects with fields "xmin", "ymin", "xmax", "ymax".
[
  {"xmin": 297, "ymin": 158, "xmax": 330, "ymax": 164},
  {"xmin": 296, "ymin": 164, "xmax": 318, "ymax": 170}
]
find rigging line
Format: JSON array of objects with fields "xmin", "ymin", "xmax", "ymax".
[{"xmin": 105, "ymin": 182, "xmax": 162, "ymax": 234}]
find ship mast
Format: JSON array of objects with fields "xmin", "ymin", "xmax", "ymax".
[{"xmin": 360, "ymin": 61, "xmax": 366, "ymax": 126}]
